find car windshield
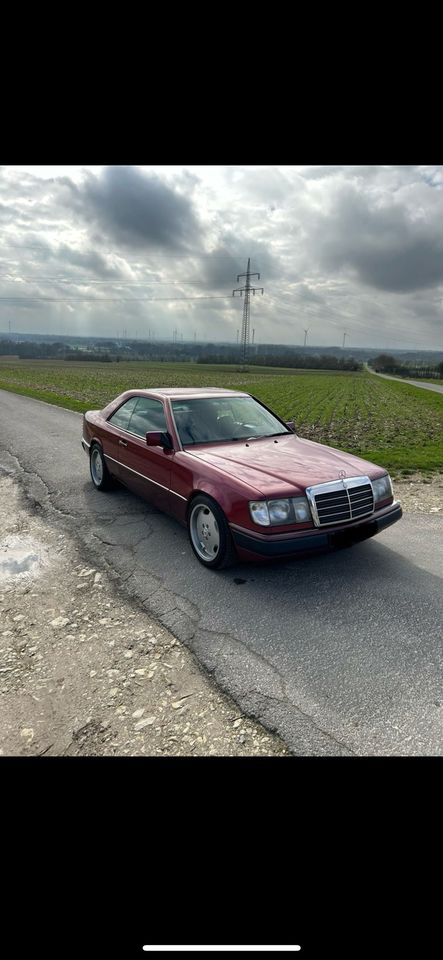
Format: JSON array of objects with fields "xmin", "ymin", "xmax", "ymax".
[{"xmin": 171, "ymin": 396, "xmax": 290, "ymax": 446}]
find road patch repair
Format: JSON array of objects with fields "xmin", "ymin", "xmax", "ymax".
[{"xmin": 0, "ymin": 470, "xmax": 288, "ymax": 756}]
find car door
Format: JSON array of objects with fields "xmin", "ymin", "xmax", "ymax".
[
  {"xmin": 103, "ymin": 396, "xmax": 140, "ymax": 480},
  {"xmin": 118, "ymin": 397, "xmax": 172, "ymax": 511}
]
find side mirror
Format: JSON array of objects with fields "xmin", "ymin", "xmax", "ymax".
[
  {"xmin": 146, "ymin": 431, "xmax": 173, "ymax": 449},
  {"xmin": 285, "ymin": 420, "xmax": 296, "ymax": 432}
]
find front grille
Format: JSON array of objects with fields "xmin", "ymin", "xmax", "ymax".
[{"xmin": 306, "ymin": 476, "xmax": 374, "ymax": 527}]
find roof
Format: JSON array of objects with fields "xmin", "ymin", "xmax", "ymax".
[{"xmin": 141, "ymin": 387, "xmax": 249, "ymax": 399}]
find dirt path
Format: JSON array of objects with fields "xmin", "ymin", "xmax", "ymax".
[{"xmin": 0, "ymin": 474, "xmax": 289, "ymax": 756}]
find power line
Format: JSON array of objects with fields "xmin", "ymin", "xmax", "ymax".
[
  {"xmin": 267, "ymin": 288, "xmax": 364, "ymax": 328},
  {"xmin": 0, "ymin": 244, "xmax": 249, "ymax": 262},
  {"xmin": 266, "ymin": 290, "xmax": 434, "ymax": 344},
  {"xmin": 0, "ymin": 276, "xmax": 206, "ymax": 285},
  {"xmin": 264, "ymin": 293, "xmax": 354, "ymax": 329},
  {"xmin": 263, "ymin": 293, "xmax": 432, "ymax": 348},
  {"xmin": 0, "ymin": 295, "xmax": 232, "ymax": 303}
]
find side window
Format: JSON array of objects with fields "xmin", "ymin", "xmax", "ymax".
[
  {"xmin": 108, "ymin": 397, "xmax": 139, "ymax": 430},
  {"xmin": 127, "ymin": 398, "xmax": 168, "ymax": 438}
]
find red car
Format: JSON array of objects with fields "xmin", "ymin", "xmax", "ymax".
[{"xmin": 82, "ymin": 387, "xmax": 402, "ymax": 569}]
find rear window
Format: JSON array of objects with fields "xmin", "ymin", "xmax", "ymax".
[
  {"xmin": 108, "ymin": 397, "xmax": 139, "ymax": 430},
  {"xmin": 127, "ymin": 398, "xmax": 167, "ymax": 438}
]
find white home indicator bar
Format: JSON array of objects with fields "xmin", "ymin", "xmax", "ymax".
[{"xmin": 142, "ymin": 948, "xmax": 301, "ymax": 953}]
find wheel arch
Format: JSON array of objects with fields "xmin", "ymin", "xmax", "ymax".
[
  {"xmin": 89, "ymin": 436, "xmax": 105, "ymax": 452},
  {"xmin": 186, "ymin": 483, "xmax": 230, "ymax": 520}
]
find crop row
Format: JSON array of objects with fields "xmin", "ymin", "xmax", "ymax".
[{"xmin": 0, "ymin": 360, "xmax": 441, "ymax": 472}]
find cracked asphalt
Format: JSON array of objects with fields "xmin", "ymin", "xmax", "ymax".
[
  {"xmin": 1, "ymin": 475, "xmax": 288, "ymax": 756},
  {"xmin": 1, "ymin": 389, "xmax": 442, "ymax": 755}
]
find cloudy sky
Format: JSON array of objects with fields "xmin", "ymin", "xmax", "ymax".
[{"xmin": 1, "ymin": 164, "xmax": 443, "ymax": 350}]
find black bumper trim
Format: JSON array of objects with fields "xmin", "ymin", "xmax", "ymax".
[
  {"xmin": 231, "ymin": 504, "xmax": 403, "ymax": 558},
  {"xmin": 231, "ymin": 529, "xmax": 330, "ymax": 557}
]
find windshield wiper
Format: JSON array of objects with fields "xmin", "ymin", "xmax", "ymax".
[
  {"xmin": 243, "ymin": 432, "xmax": 290, "ymax": 441},
  {"xmin": 208, "ymin": 432, "xmax": 291, "ymax": 443}
]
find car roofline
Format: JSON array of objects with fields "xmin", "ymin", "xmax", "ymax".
[{"xmin": 117, "ymin": 388, "xmax": 251, "ymax": 402}]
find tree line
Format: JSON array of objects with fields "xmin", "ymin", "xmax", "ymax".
[
  {"xmin": 197, "ymin": 351, "xmax": 362, "ymax": 370},
  {"xmin": 0, "ymin": 338, "xmax": 363, "ymax": 370},
  {"xmin": 369, "ymin": 354, "xmax": 443, "ymax": 379}
]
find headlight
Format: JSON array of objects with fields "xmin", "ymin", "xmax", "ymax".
[
  {"xmin": 293, "ymin": 497, "xmax": 311, "ymax": 522},
  {"xmin": 372, "ymin": 474, "xmax": 393, "ymax": 503},
  {"xmin": 249, "ymin": 497, "xmax": 311, "ymax": 526},
  {"xmin": 268, "ymin": 499, "xmax": 291, "ymax": 523},
  {"xmin": 249, "ymin": 501, "xmax": 270, "ymax": 526}
]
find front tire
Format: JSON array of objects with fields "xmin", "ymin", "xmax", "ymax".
[
  {"xmin": 90, "ymin": 443, "xmax": 114, "ymax": 491},
  {"xmin": 188, "ymin": 494, "xmax": 237, "ymax": 569}
]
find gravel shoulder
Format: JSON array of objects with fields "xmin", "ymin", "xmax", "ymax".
[
  {"xmin": 392, "ymin": 473, "xmax": 443, "ymax": 513},
  {"xmin": 0, "ymin": 474, "xmax": 289, "ymax": 756}
]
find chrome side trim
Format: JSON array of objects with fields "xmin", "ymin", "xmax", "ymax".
[
  {"xmin": 82, "ymin": 439, "xmax": 91, "ymax": 450},
  {"xmin": 105, "ymin": 423, "xmax": 169, "ymax": 442},
  {"xmin": 103, "ymin": 453, "xmax": 187, "ymax": 500},
  {"xmin": 172, "ymin": 490, "xmax": 188, "ymax": 501}
]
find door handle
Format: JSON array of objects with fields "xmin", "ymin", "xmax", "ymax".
[{"xmin": 119, "ymin": 439, "xmax": 128, "ymax": 447}]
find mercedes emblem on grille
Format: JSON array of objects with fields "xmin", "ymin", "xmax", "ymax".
[{"xmin": 338, "ymin": 470, "xmax": 346, "ymax": 479}]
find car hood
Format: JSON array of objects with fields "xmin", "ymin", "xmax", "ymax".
[{"xmin": 187, "ymin": 434, "xmax": 383, "ymax": 496}]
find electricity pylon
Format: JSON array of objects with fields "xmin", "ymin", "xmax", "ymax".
[{"xmin": 233, "ymin": 258, "xmax": 263, "ymax": 363}]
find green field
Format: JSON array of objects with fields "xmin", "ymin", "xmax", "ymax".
[{"xmin": 0, "ymin": 359, "xmax": 442, "ymax": 475}]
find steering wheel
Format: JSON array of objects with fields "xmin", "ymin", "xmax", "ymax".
[{"xmin": 217, "ymin": 414, "xmax": 246, "ymax": 439}]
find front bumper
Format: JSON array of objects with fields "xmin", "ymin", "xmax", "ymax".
[
  {"xmin": 230, "ymin": 501, "xmax": 403, "ymax": 558},
  {"xmin": 81, "ymin": 439, "xmax": 90, "ymax": 454}
]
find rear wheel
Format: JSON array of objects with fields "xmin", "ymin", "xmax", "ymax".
[
  {"xmin": 90, "ymin": 444, "xmax": 114, "ymax": 491},
  {"xmin": 188, "ymin": 494, "xmax": 237, "ymax": 569}
]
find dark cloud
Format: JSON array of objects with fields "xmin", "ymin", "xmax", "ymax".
[
  {"xmin": 56, "ymin": 244, "xmax": 126, "ymax": 279},
  {"xmin": 197, "ymin": 235, "xmax": 279, "ymax": 293},
  {"xmin": 60, "ymin": 166, "xmax": 200, "ymax": 251},
  {"xmin": 289, "ymin": 283, "xmax": 325, "ymax": 305},
  {"xmin": 0, "ymin": 237, "xmax": 127, "ymax": 283},
  {"xmin": 310, "ymin": 186, "xmax": 443, "ymax": 292},
  {"xmin": 1, "ymin": 165, "xmax": 443, "ymax": 349}
]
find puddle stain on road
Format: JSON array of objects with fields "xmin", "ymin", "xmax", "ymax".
[{"xmin": 0, "ymin": 536, "xmax": 47, "ymax": 582}]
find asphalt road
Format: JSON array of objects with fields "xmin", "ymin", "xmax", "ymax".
[
  {"xmin": 1, "ymin": 389, "xmax": 442, "ymax": 755},
  {"xmin": 367, "ymin": 368, "xmax": 443, "ymax": 394}
]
